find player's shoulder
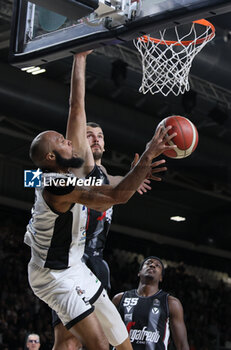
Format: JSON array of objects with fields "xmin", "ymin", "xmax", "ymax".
[
  {"xmin": 87, "ymin": 164, "xmax": 108, "ymax": 179},
  {"xmin": 112, "ymin": 292, "xmax": 124, "ymax": 307},
  {"xmin": 168, "ymin": 295, "xmax": 182, "ymax": 305},
  {"xmin": 168, "ymin": 295, "xmax": 184, "ymax": 314},
  {"xmin": 99, "ymin": 164, "xmax": 109, "ymax": 176}
]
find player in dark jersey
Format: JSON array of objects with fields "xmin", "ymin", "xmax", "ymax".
[
  {"xmin": 84, "ymin": 121, "xmax": 157, "ymax": 291},
  {"xmin": 84, "ymin": 122, "xmax": 115, "ymax": 292},
  {"xmin": 112, "ymin": 256, "xmax": 189, "ymax": 350}
]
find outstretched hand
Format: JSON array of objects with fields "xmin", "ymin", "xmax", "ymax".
[
  {"xmin": 145, "ymin": 125, "xmax": 177, "ymax": 158},
  {"xmin": 131, "ymin": 153, "xmax": 167, "ymax": 195}
]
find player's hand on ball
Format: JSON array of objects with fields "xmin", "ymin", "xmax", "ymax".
[
  {"xmin": 157, "ymin": 115, "xmax": 199, "ymax": 159},
  {"xmin": 146, "ymin": 125, "xmax": 177, "ymax": 159}
]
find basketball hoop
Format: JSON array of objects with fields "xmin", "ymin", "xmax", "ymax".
[{"xmin": 134, "ymin": 19, "xmax": 215, "ymax": 96}]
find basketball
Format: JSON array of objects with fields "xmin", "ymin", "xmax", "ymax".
[{"xmin": 158, "ymin": 115, "xmax": 199, "ymax": 159}]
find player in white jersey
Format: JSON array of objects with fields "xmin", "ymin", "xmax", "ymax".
[
  {"xmin": 25, "ymin": 173, "xmax": 88, "ymax": 269},
  {"xmin": 25, "ymin": 50, "xmax": 177, "ymax": 350},
  {"xmin": 51, "ymin": 122, "xmax": 164, "ymax": 350}
]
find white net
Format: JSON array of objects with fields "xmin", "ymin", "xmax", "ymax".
[{"xmin": 134, "ymin": 19, "xmax": 215, "ymax": 96}]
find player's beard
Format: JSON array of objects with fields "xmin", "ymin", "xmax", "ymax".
[
  {"xmin": 53, "ymin": 150, "xmax": 84, "ymax": 169},
  {"xmin": 92, "ymin": 149, "xmax": 103, "ymax": 161},
  {"xmin": 91, "ymin": 144, "xmax": 103, "ymax": 161}
]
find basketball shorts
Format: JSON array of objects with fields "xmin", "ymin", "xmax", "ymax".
[
  {"xmin": 28, "ymin": 259, "xmax": 103, "ymax": 329},
  {"xmin": 52, "ymin": 285, "xmax": 128, "ymax": 346},
  {"xmin": 52, "ymin": 254, "xmax": 111, "ymax": 327}
]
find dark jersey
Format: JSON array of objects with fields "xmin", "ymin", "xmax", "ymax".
[
  {"xmin": 118, "ymin": 289, "xmax": 170, "ymax": 350},
  {"xmin": 85, "ymin": 165, "xmax": 113, "ymax": 257}
]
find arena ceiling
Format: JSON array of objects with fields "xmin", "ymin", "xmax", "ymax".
[{"xmin": 0, "ymin": 0, "xmax": 231, "ymax": 264}]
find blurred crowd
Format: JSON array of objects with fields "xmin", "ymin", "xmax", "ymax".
[{"xmin": 0, "ymin": 218, "xmax": 231, "ymax": 350}]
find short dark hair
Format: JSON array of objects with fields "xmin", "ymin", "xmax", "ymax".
[
  {"xmin": 87, "ymin": 122, "xmax": 102, "ymax": 128},
  {"xmin": 139, "ymin": 256, "xmax": 165, "ymax": 277}
]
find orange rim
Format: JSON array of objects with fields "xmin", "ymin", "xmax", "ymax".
[{"xmin": 138, "ymin": 19, "xmax": 215, "ymax": 46}]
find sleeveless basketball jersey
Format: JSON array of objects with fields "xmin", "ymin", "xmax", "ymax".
[
  {"xmin": 24, "ymin": 172, "xmax": 87, "ymax": 269},
  {"xmin": 118, "ymin": 289, "xmax": 170, "ymax": 350},
  {"xmin": 85, "ymin": 165, "xmax": 113, "ymax": 257}
]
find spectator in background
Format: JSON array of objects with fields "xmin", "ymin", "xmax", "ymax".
[{"xmin": 26, "ymin": 334, "xmax": 40, "ymax": 350}]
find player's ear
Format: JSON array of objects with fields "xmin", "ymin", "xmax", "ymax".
[{"xmin": 46, "ymin": 152, "xmax": 55, "ymax": 161}]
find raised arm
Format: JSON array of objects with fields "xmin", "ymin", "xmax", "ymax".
[
  {"xmin": 168, "ymin": 295, "xmax": 189, "ymax": 350},
  {"xmin": 44, "ymin": 125, "xmax": 177, "ymax": 212},
  {"xmin": 66, "ymin": 52, "xmax": 94, "ymax": 175}
]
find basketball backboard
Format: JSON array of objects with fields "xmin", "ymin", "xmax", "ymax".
[{"xmin": 9, "ymin": 0, "xmax": 231, "ymax": 67}]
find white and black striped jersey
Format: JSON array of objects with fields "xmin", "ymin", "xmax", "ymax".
[
  {"xmin": 118, "ymin": 289, "xmax": 170, "ymax": 350},
  {"xmin": 24, "ymin": 172, "xmax": 87, "ymax": 269}
]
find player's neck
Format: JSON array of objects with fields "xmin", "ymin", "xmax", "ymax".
[
  {"xmin": 95, "ymin": 159, "xmax": 102, "ymax": 166},
  {"xmin": 137, "ymin": 283, "xmax": 159, "ymax": 297}
]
